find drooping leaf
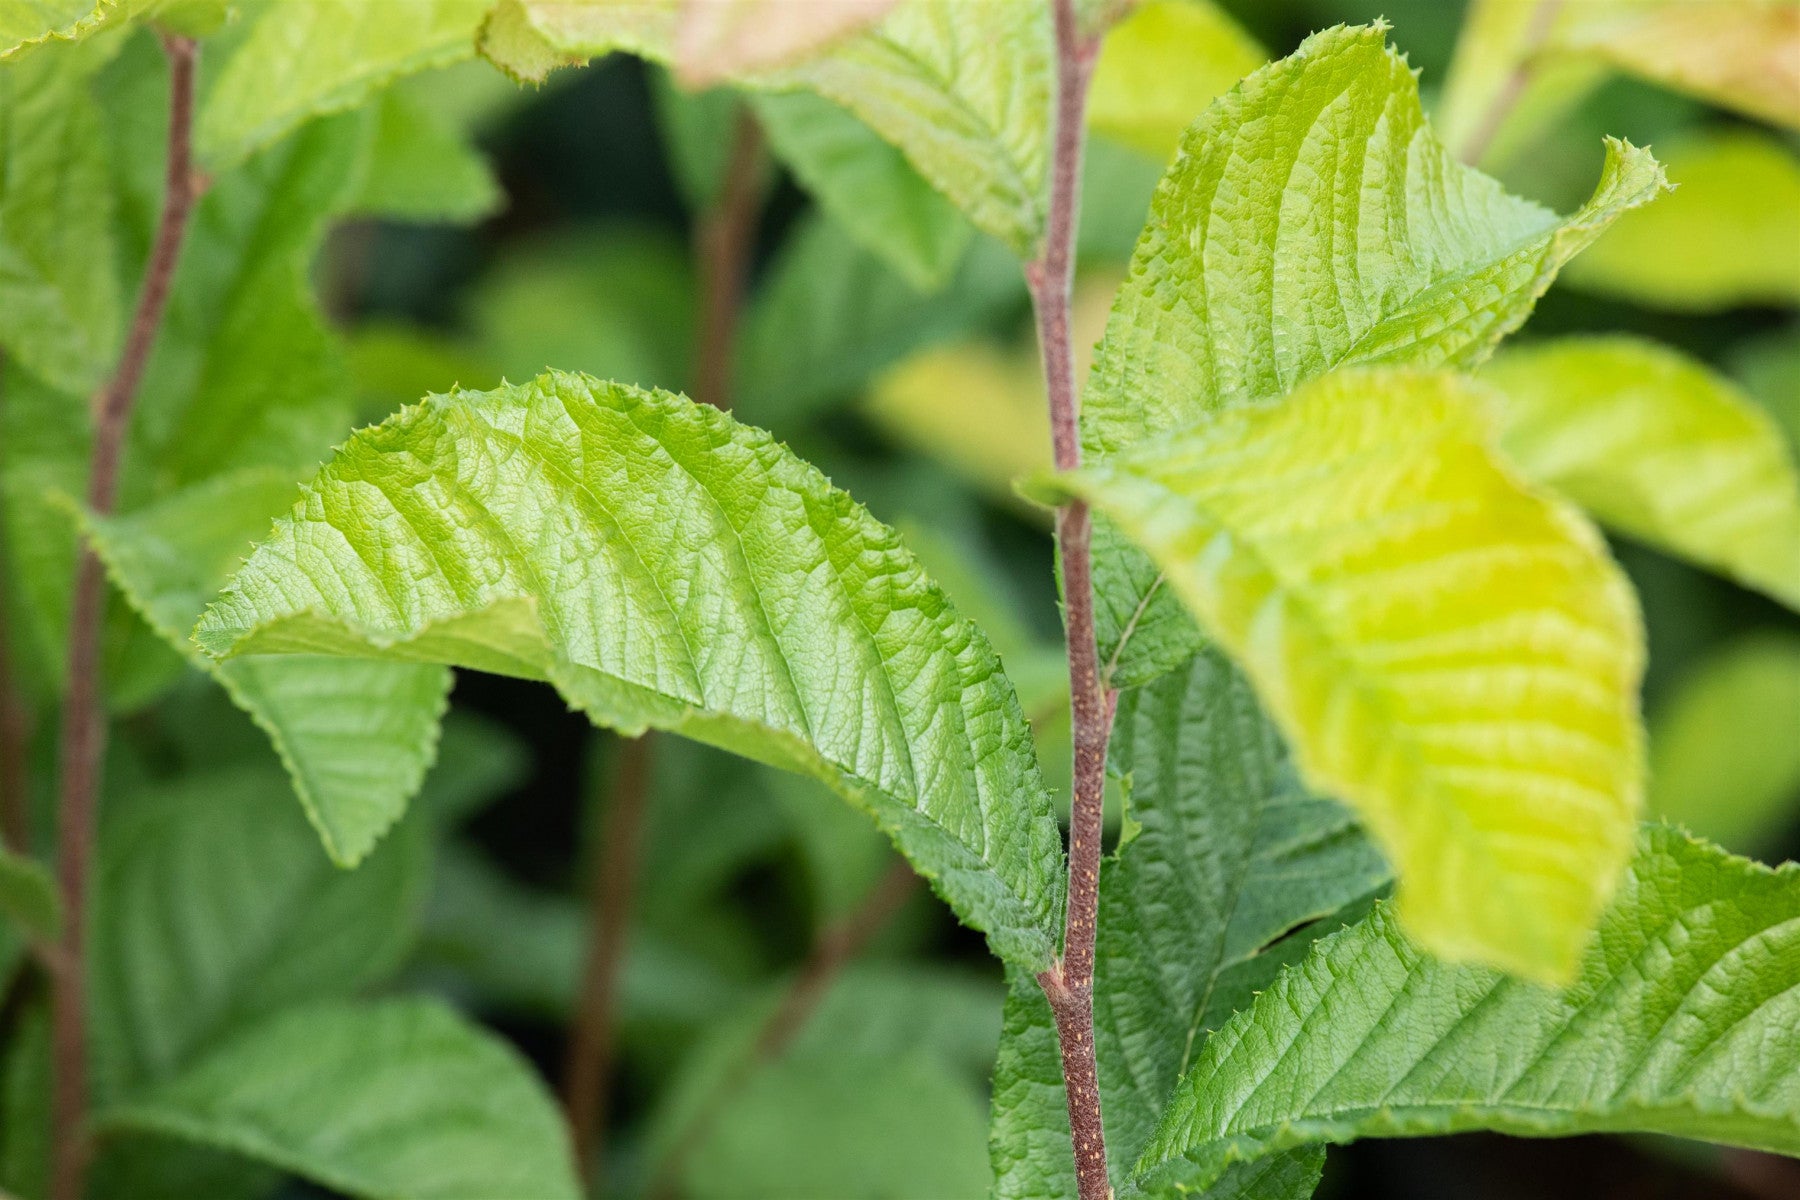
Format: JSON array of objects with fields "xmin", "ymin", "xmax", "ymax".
[
  {"xmin": 0, "ymin": 843, "xmax": 58, "ymax": 941},
  {"xmin": 672, "ymin": 0, "xmax": 899, "ymax": 87},
  {"xmin": 1484, "ymin": 336, "xmax": 1800, "ymax": 610},
  {"xmin": 733, "ymin": 212, "xmax": 1022, "ymax": 425},
  {"xmin": 0, "ymin": 0, "xmax": 137, "ymax": 61},
  {"xmin": 102, "ymin": 998, "xmax": 581, "ymax": 1200},
  {"xmin": 753, "ymin": 89, "xmax": 972, "ymax": 291},
  {"xmin": 1648, "ymin": 633, "xmax": 1800, "ymax": 856},
  {"xmin": 0, "ymin": 39, "xmax": 121, "ymax": 395},
  {"xmin": 193, "ymin": 372, "xmax": 1066, "ymax": 971},
  {"xmin": 480, "ymin": 0, "xmax": 1052, "ymax": 254},
  {"xmin": 1563, "ymin": 131, "xmax": 1800, "ymax": 311},
  {"xmin": 990, "ymin": 649, "xmax": 1387, "ymax": 1200},
  {"xmin": 1081, "ymin": 22, "xmax": 1668, "ymax": 687},
  {"xmin": 89, "ymin": 762, "xmax": 430, "ymax": 1097},
  {"xmin": 347, "ymin": 87, "xmax": 503, "ymax": 225},
  {"xmin": 1086, "ymin": 0, "xmax": 1263, "ymax": 161},
  {"xmin": 197, "ymin": 0, "xmax": 493, "ymax": 169},
  {"xmin": 1039, "ymin": 367, "xmax": 1646, "ymax": 982},
  {"xmin": 80, "ymin": 470, "xmax": 452, "ymax": 864},
  {"xmin": 1132, "ymin": 825, "xmax": 1800, "ymax": 1194}
]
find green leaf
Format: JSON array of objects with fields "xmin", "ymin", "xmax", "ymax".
[
  {"xmin": 198, "ymin": 0, "xmax": 492, "ymax": 170},
  {"xmin": 194, "ymin": 372, "xmax": 1066, "ymax": 970},
  {"xmin": 0, "ymin": 844, "xmax": 58, "ymax": 941},
  {"xmin": 1484, "ymin": 336, "xmax": 1800, "ymax": 610},
  {"xmin": 1132, "ymin": 825, "xmax": 1800, "ymax": 1194},
  {"xmin": 347, "ymin": 87, "xmax": 503, "ymax": 224},
  {"xmin": 1733, "ymin": 329, "xmax": 1800, "ymax": 452},
  {"xmin": 1086, "ymin": 0, "xmax": 1263, "ymax": 161},
  {"xmin": 90, "ymin": 763, "xmax": 429, "ymax": 1096},
  {"xmin": 102, "ymin": 998, "xmax": 580, "ymax": 1200},
  {"xmin": 733, "ymin": 212, "xmax": 1022, "ymax": 425},
  {"xmin": 649, "ymin": 67, "xmax": 745, "ymax": 210},
  {"xmin": 81, "ymin": 470, "xmax": 452, "ymax": 864},
  {"xmin": 1081, "ymin": 22, "xmax": 1668, "ymax": 687},
  {"xmin": 668, "ymin": 0, "xmax": 900, "ymax": 88},
  {"xmin": 1561, "ymin": 130, "xmax": 1800, "ymax": 311},
  {"xmin": 1041, "ymin": 367, "xmax": 1645, "ymax": 982},
  {"xmin": 990, "ymin": 649, "xmax": 1387, "ymax": 1200},
  {"xmin": 0, "ymin": 40, "xmax": 121, "ymax": 395},
  {"xmin": 481, "ymin": 0, "xmax": 1052, "ymax": 254},
  {"xmin": 753, "ymin": 89, "xmax": 971, "ymax": 291},
  {"xmin": 648, "ymin": 964, "xmax": 1000, "ymax": 1199},
  {"xmin": 1648, "ymin": 633, "xmax": 1800, "ymax": 856},
  {"xmin": 0, "ymin": 0, "xmax": 137, "ymax": 61}
]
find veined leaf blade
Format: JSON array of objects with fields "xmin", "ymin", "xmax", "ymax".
[
  {"xmin": 1042, "ymin": 367, "xmax": 1645, "ymax": 982},
  {"xmin": 1131, "ymin": 825, "xmax": 1800, "ymax": 1194},
  {"xmin": 1082, "ymin": 22, "xmax": 1667, "ymax": 685},
  {"xmin": 1485, "ymin": 336, "xmax": 1800, "ymax": 611},
  {"xmin": 193, "ymin": 372, "xmax": 1065, "ymax": 970}
]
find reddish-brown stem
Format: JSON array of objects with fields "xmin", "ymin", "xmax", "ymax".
[
  {"xmin": 1456, "ymin": 0, "xmax": 1566, "ymax": 166},
  {"xmin": 690, "ymin": 107, "xmax": 766, "ymax": 412},
  {"xmin": 564, "ymin": 732, "xmax": 656, "ymax": 1186},
  {"xmin": 50, "ymin": 34, "xmax": 201, "ymax": 1200},
  {"xmin": 647, "ymin": 859, "xmax": 919, "ymax": 1199},
  {"xmin": 1027, "ymin": 2, "xmax": 1116, "ymax": 1199}
]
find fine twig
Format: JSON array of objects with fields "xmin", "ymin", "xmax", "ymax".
[
  {"xmin": 646, "ymin": 859, "xmax": 920, "ymax": 1199},
  {"xmin": 690, "ymin": 106, "xmax": 767, "ymax": 412},
  {"xmin": 1456, "ymin": 0, "xmax": 1566, "ymax": 166},
  {"xmin": 563, "ymin": 732, "xmax": 656, "ymax": 1187},
  {"xmin": 1026, "ymin": 2, "xmax": 1116, "ymax": 1198},
  {"xmin": 50, "ymin": 33, "xmax": 202, "ymax": 1200}
]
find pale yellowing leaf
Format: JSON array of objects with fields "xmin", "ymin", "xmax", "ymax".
[
  {"xmin": 1087, "ymin": 0, "xmax": 1263, "ymax": 161},
  {"xmin": 673, "ymin": 0, "xmax": 899, "ymax": 87},
  {"xmin": 1564, "ymin": 130, "xmax": 1800, "ymax": 311},
  {"xmin": 1484, "ymin": 336, "xmax": 1800, "ymax": 610},
  {"xmin": 1039, "ymin": 367, "xmax": 1646, "ymax": 983}
]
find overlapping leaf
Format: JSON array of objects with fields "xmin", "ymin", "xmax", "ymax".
[
  {"xmin": 194, "ymin": 372, "xmax": 1065, "ymax": 970},
  {"xmin": 480, "ymin": 0, "xmax": 1052, "ymax": 254},
  {"xmin": 1085, "ymin": 0, "xmax": 1263, "ymax": 161},
  {"xmin": 989, "ymin": 649, "xmax": 1388, "ymax": 1200},
  {"xmin": 102, "ymin": 999, "xmax": 580, "ymax": 1200},
  {"xmin": 1484, "ymin": 337, "xmax": 1800, "ymax": 610},
  {"xmin": 1040, "ymin": 368, "xmax": 1646, "ymax": 981},
  {"xmin": 1081, "ymin": 22, "xmax": 1667, "ymax": 686},
  {"xmin": 198, "ymin": 0, "xmax": 494, "ymax": 169},
  {"xmin": 1132, "ymin": 826, "xmax": 1800, "ymax": 1194}
]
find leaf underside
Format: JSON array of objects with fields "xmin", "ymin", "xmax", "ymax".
[
  {"xmin": 194, "ymin": 372, "xmax": 1065, "ymax": 970},
  {"xmin": 1133, "ymin": 825, "xmax": 1800, "ymax": 1194},
  {"xmin": 1080, "ymin": 21, "xmax": 1668, "ymax": 686}
]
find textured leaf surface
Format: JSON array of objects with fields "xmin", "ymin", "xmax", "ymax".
[
  {"xmin": 103, "ymin": 998, "xmax": 580, "ymax": 1200},
  {"xmin": 1081, "ymin": 23, "xmax": 1667, "ymax": 686},
  {"xmin": 1564, "ymin": 131, "xmax": 1800, "ymax": 311},
  {"xmin": 83, "ymin": 471, "xmax": 451, "ymax": 864},
  {"xmin": 1649, "ymin": 634, "xmax": 1800, "ymax": 856},
  {"xmin": 0, "ymin": 43, "xmax": 120, "ymax": 394},
  {"xmin": 199, "ymin": 0, "xmax": 492, "ymax": 169},
  {"xmin": 753, "ymin": 89, "xmax": 971, "ymax": 290},
  {"xmin": 1485, "ymin": 336, "xmax": 1800, "ymax": 610},
  {"xmin": 482, "ymin": 0, "xmax": 1051, "ymax": 253},
  {"xmin": 1086, "ymin": 0, "xmax": 1262, "ymax": 161},
  {"xmin": 1132, "ymin": 826, "xmax": 1800, "ymax": 1193},
  {"xmin": 194, "ymin": 372, "xmax": 1064, "ymax": 969},
  {"xmin": 90, "ymin": 764, "xmax": 428, "ymax": 1096},
  {"xmin": 0, "ymin": 0, "xmax": 136, "ymax": 60},
  {"xmin": 1043, "ymin": 368, "xmax": 1645, "ymax": 981},
  {"xmin": 990, "ymin": 649, "xmax": 1385, "ymax": 1200}
]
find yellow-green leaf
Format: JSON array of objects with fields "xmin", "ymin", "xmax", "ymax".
[
  {"xmin": 1037, "ymin": 367, "xmax": 1645, "ymax": 983},
  {"xmin": 1086, "ymin": 0, "xmax": 1263, "ymax": 161},
  {"xmin": 1561, "ymin": 131, "xmax": 1800, "ymax": 311},
  {"xmin": 671, "ymin": 0, "xmax": 899, "ymax": 87},
  {"xmin": 1484, "ymin": 336, "xmax": 1800, "ymax": 610}
]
